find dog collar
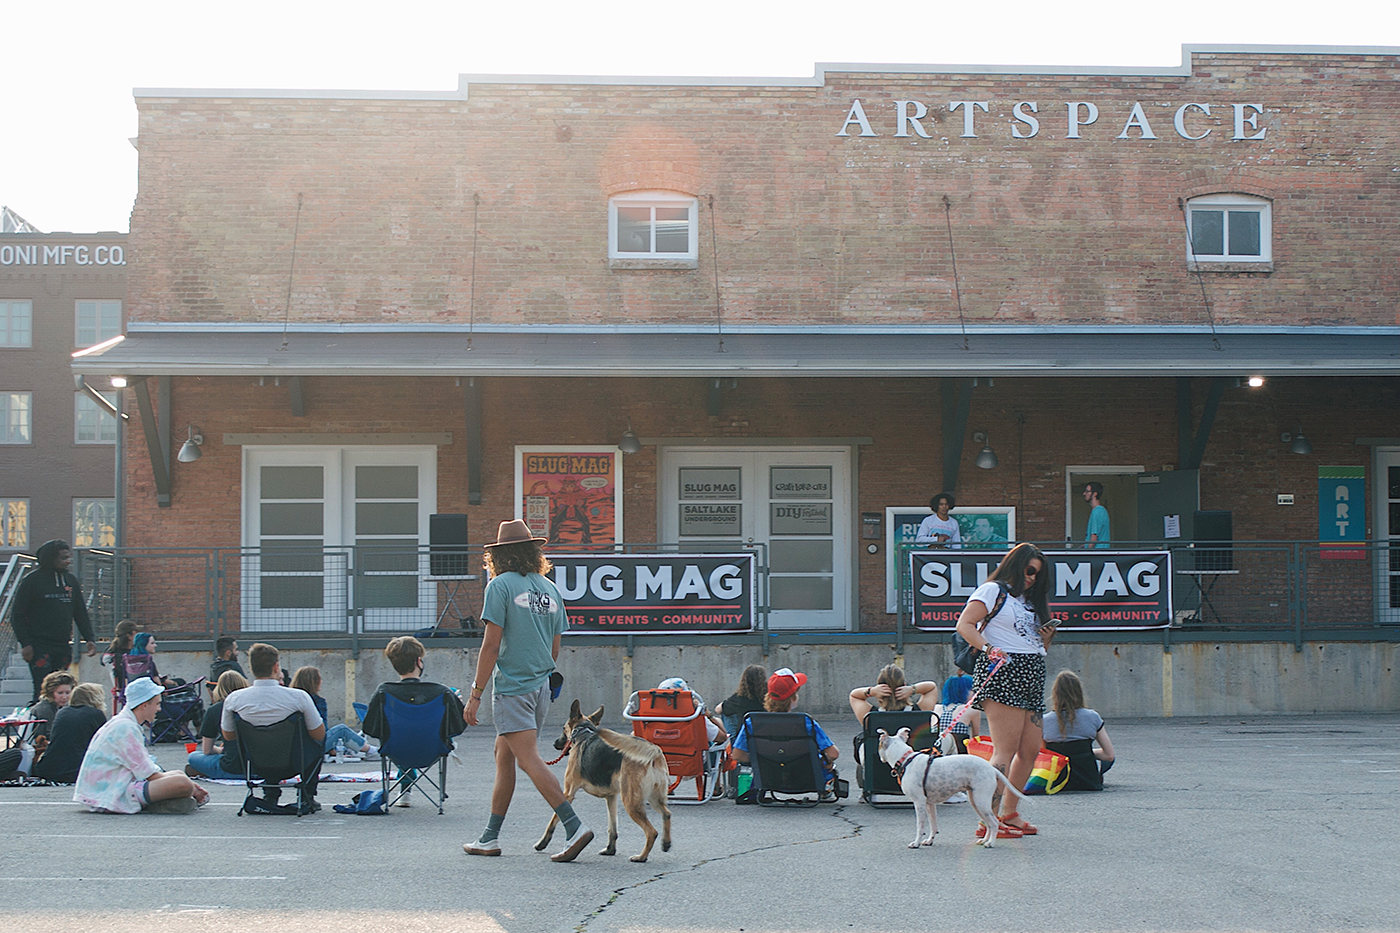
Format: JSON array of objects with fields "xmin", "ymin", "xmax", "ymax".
[{"xmin": 891, "ymin": 749, "xmax": 920, "ymax": 780}]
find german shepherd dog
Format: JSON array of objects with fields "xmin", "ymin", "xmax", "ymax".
[{"xmin": 535, "ymin": 700, "xmax": 673, "ymax": 862}]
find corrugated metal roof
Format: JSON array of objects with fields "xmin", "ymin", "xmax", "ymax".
[{"xmin": 70, "ymin": 326, "xmax": 1400, "ymax": 378}]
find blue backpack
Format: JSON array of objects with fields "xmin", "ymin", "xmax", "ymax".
[{"xmin": 333, "ymin": 789, "xmax": 386, "ymax": 815}]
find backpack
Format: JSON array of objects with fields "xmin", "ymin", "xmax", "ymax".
[{"xmin": 332, "ymin": 789, "xmax": 386, "ymax": 815}]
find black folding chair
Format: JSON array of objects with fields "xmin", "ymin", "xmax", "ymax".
[
  {"xmin": 859, "ymin": 710, "xmax": 940, "ymax": 808},
  {"xmin": 233, "ymin": 712, "xmax": 321, "ymax": 816},
  {"xmin": 151, "ymin": 679, "xmax": 205, "ymax": 744},
  {"xmin": 742, "ymin": 712, "xmax": 845, "ymax": 807}
]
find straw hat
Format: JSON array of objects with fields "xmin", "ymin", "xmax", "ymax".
[{"xmin": 485, "ymin": 519, "xmax": 547, "ymax": 548}]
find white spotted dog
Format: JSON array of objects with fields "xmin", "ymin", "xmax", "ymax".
[{"xmin": 876, "ymin": 727, "xmax": 1028, "ymax": 849}]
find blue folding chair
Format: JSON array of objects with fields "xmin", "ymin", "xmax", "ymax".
[{"xmin": 378, "ymin": 693, "xmax": 453, "ymax": 814}]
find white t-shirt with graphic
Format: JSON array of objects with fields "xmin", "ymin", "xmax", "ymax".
[
  {"xmin": 915, "ymin": 514, "xmax": 962, "ymax": 547},
  {"xmin": 970, "ymin": 581, "xmax": 1045, "ymax": 656}
]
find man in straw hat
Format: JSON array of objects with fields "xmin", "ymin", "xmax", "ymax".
[{"xmin": 462, "ymin": 519, "xmax": 593, "ymax": 862}]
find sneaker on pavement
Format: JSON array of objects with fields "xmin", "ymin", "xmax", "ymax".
[
  {"xmin": 394, "ymin": 794, "xmax": 412, "ymax": 808},
  {"xmin": 943, "ymin": 791, "xmax": 968, "ymax": 804},
  {"xmin": 145, "ymin": 796, "xmax": 198, "ymax": 814},
  {"xmin": 550, "ymin": 824, "xmax": 594, "ymax": 862},
  {"xmin": 463, "ymin": 838, "xmax": 502, "ymax": 856}
]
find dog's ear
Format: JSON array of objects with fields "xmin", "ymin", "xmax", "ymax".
[
  {"xmin": 569, "ymin": 699, "xmax": 581, "ymax": 718},
  {"xmin": 589, "ymin": 705, "xmax": 604, "ymax": 724},
  {"xmin": 898, "ymin": 727, "xmax": 911, "ymax": 741},
  {"xmin": 876, "ymin": 729, "xmax": 887, "ymax": 738}
]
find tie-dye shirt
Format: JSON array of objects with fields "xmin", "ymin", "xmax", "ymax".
[{"xmin": 73, "ymin": 708, "xmax": 158, "ymax": 813}]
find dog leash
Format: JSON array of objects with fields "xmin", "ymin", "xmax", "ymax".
[
  {"xmin": 544, "ymin": 739, "xmax": 570, "ymax": 766},
  {"xmin": 935, "ymin": 654, "xmax": 1008, "ymax": 746}
]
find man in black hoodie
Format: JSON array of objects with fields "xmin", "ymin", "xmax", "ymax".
[{"xmin": 12, "ymin": 540, "xmax": 96, "ymax": 702}]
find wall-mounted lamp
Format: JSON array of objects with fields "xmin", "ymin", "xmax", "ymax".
[
  {"xmin": 177, "ymin": 426, "xmax": 205, "ymax": 462},
  {"xmin": 972, "ymin": 431, "xmax": 999, "ymax": 470},
  {"xmin": 617, "ymin": 419, "xmax": 642, "ymax": 455},
  {"xmin": 110, "ymin": 375, "xmax": 128, "ymax": 388},
  {"xmin": 1247, "ymin": 375, "xmax": 1265, "ymax": 388},
  {"xmin": 1281, "ymin": 430, "xmax": 1312, "ymax": 456}
]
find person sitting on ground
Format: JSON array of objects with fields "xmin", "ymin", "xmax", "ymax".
[
  {"xmin": 730, "ymin": 668, "xmax": 839, "ymax": 791},
  {"xmin": 626, "ymin": 677, "xmax": 727, "ymax": 746},
  {"xmin": 208, "ymin": 636, "xmax": 244, "ymax": 694},
  {"xmin": 716, "ymin": 664, "xmax": 767, "ymax": 738},
  {"xmin": 937, "ymin": 670, "xmax": 981, "ymax": 754},
  {"xmin": 74, "ymin": 677, "xmax": 209, "ymax": 813},
  {"xmin": 220, "ymin": 643, "xmax": 326, "ymax": 811},
  {"xmin": 1041, "ymin": 670, "xmax": 1115, "ymax": 792},
  {"xmin": 362, "ymin": 636, "xmax": 466, "ymax": 807},
  {"xmin": 291, "ymin": 665, "xmax": 378, "ymax": 760},
  {"xmin": 185, "ymin": 670, "xmax": 252, "ymax": 781},
  {"xmin": 32, "ymin": 683, "xmax": 108, "ymax": 784},
  {"xmin": 28, "ymin": 671, "xmax": 77, "ymax": 741},
  {"xmin": 103, "ymin": 619, "xmax": 138, "ymax": 711}
]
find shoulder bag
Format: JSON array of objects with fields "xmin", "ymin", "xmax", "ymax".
[{"xmin": 951, "ymin": 582, "xmax": 1008, "ymax": 674}]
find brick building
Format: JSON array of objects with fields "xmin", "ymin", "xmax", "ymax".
[
  {"xmin": 73, "ymin": 45, "xmax": 1400, "ymax": 634},
  {"xmin": 1, "ymin": 225, "xmax": 127, "ymax": 555}
]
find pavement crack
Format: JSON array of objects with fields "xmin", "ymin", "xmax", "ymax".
[{"xmin": 573, "ymin": 806, "xmax": 863, "ymax": 933}]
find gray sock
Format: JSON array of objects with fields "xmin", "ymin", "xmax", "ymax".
[
  {"xmin": 479, "ymin": 812, "xmax": 505, "ymax": 843},
  {"xmin": 553, "ymin": 801, "xmax": 581, "ymax": 836}
]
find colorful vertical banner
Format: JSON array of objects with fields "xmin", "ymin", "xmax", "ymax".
[
  {"xmin": 515, "ymin": 446, "xmax": 622, "ymax": 547},
  {"xmin": 1318, "ymin": 465, "xmax": 1365, "ymax": 560}
]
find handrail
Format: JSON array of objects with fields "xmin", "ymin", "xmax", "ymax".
[{"xmin": 0, "ymin": 553, "xmax": 37, "ymax": 664}]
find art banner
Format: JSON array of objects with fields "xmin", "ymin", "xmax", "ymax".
[
  {"xmin": 909, "ymin": 549, "xmax": 1172, "ymax": 631},
  {"xmin": 1318, "ymin": 466, "xmax": 1366, "ymax": 560},
  {"xmin": 515, "ymin": 446, "xmax": 622, "ymax": 546},
  {"xmin": 549, "ymin": 553, "xmax": 756, "ymax": 634}
]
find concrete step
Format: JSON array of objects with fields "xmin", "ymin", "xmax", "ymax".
[{"xmin": 1, "ymin": 651, "xmax": 34, "ymax": 713}]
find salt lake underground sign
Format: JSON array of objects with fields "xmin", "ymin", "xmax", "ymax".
[
  {"xmin": 548, "ymin": 553, "xmax": 756, "ymax": 633},
  {"xmin": 909, "ymin": 550, "xmax": 1173, "ymax": 631}
]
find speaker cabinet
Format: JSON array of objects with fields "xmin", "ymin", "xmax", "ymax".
[
  {"xmin": 1193, "ymin": 509, "xmax": 1233, "ymax": 572},
  {"xmin": 429, "ymin": 513, "xmax": 471, "ymax": 577}
]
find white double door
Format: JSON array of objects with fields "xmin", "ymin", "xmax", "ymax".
[
  {"xmin": 659, "ymin": 446, "xmax": 852, "ymax": 630},
  {"xmin": 241, "ymin": 446, "xmax": 437, "ymax": 631}
]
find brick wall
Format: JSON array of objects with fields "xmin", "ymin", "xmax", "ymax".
[{"xmin": 128, "ymin": 51, "xmax": 1400, "ymax": 330}]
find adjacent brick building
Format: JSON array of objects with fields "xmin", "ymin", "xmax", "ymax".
[{"xmin": 75, "ymin": 45, "xmax": 1400, "ymax": 634}]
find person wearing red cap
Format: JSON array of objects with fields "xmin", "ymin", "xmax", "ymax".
[{"xmin": 728, "ymin": 667, "xmax": 839, "ymax": 787}]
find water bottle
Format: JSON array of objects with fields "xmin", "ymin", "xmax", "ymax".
[{"xmin": 335, "ymin": 738, "xmax": 346, "ymax": 761}]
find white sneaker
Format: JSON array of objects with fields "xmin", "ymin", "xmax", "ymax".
[
  {"xmin": 943, "ymin": 791, "xmax": 968, "ymax": 804},
  {"xmin": 394, "ymin": 794, "xmax": 412, "ymax": 808},
  {"xmin": 463, "ymin": 838, "xmax": 501, "ymax": 856},
  {"xmin": 361, "ymin": 746, "xmax": 380, "ymax": 761},
  {"xmin": 550, "ymin": 823, "xmax": 594, "ymax": 862}
]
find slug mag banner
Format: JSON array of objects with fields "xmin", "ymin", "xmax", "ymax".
[
  {"xmin": 548, "ymin": 553, "xmax": 756, "ymax": 634},
  {"xmin": 909, "ymin": 550, "xmax": 1173, "ymax": 631}
]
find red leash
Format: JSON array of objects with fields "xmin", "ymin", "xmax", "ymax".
[
  {"xmin": 544, "ymin": 738, "xmax": 570, "ymax": 766},
  {"xmin": 936, "ymin": 655, "xmax": 1008, "ymax": 746}
]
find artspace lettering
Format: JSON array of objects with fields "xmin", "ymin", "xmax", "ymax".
[{"xmin": 837, "ymin": 99, "xmax": 1269, "ymax": 141}]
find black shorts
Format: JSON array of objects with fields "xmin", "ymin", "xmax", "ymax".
[{"xmin": 971, "ymin": 652, "xmax": 1046, "ymax": 714}]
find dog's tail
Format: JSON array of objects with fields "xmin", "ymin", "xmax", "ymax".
[{"xmin": 991, "ymin": 766, "xmax": 1030, "ymax": 804}]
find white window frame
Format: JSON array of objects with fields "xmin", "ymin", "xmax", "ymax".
[
  {"xmin": 1, "ymin": 498, "xmax": 28, "ymax": 548},
  {"xmin": 608, "ymin": 191, "xmax": 699, "ymax": 261},
  {"xmin": 1185, "ymin": 194, "xmax": 1272, "ymax": 264},
  {"xmin": 74, "ymin": 299, "xmax": 122, "ymax": 349},
  {"xmin": 73, "ymin": 498, "xmax": 116, "ymax": 548},
  {"xmin": 74, "ymin": 390, "xmax": 118, "ymax": 444},
  {"xmin": 1, "ymin": 392, "xmax": 33, "ymax": 444},
  {"xmin": 0, "ymin": 300, "xmax": 33, "ymax": 348}
]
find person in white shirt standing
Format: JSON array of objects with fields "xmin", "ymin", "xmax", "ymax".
[{"xmin": 915, "ymin": 492, "xmax": 961, "ymax": 548}]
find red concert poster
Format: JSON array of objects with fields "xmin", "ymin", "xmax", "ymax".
[{"xmin": 514, "ymin": 446, "xmax": 622, "ymax": 547}]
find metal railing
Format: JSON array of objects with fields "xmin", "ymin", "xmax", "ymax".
[{"xmin": 0, "ymin": 553, "xmax": 37, "ymax": 664}]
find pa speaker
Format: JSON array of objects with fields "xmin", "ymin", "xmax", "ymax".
[
  {"xmin": 429, "ymin": 513, "xmax": 471, "ymax": 577},
  {"xmin": 1193, "ymin": 509, "xmax": 1233, "ymax": 572}
]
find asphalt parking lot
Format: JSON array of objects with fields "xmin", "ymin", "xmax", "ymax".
[{"xmin": 1, "ymin": 712, "xmax": 1395, "ymax": 933}]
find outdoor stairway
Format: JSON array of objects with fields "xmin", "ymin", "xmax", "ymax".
[{"xmin": 1, "ymin": 651, "xmax": 33, "ymax": 714}]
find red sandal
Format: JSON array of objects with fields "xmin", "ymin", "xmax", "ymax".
[
  {"xmin": 1000, "ymin": 811, "xmax": 1038, "ymax": 835},
  {"xmin": 975, "ymin": 822, "xmax": 1024, "ymax": 839}
]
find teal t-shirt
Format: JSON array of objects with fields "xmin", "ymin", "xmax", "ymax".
[
  {"xmin": 1085, "ymin": 505, "xmax": 1111, "ymax": 548},
  {"xmin": 482, "ymin": 571, "xmax": 569, "ymax": 696}
]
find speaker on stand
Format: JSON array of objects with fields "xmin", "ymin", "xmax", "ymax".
[{"xmin": 427, "ymin": 514, "xmax": 477, "ymax": 632}]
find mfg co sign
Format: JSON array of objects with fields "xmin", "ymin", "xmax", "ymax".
[
  {"xmin": 548, "ymin": 553, "xmax": 755, "ymax": 634},
  {"xmin": 909, "ymin": 550, "xmax": 1173, "ymax": 631}
]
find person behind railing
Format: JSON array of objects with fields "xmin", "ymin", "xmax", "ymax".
[
  {"xmin": 1042, "ymin": 670, "xmax": 1115, "ymax": 792},
  {"xmin": 33, "ymin": 683, "xmax": 108, "ymax": 783},
  {"xmin": 715, "ymin": 664, "xmax": 766, "ymax": 739},
  {"xmin": 185, "ymin": 670, "xmax": 251, "ymax": 781},
  {"xmin": 102, "ymin": 620, "xmax": 137, "ymax": 711},
  {"xmin": 291, "ymin": 665, "xmax": 378, "ymax": 760},
  {"xmin": 74, "ymin": 677, "xmax": 209, "ymax": 813},
  {"xmin": 11, "ymin": 540, "xmax": 97, "ymax": 703}
]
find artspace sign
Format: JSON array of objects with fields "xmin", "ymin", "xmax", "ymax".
[
  {"xmin": 909, "ymin": 550, "xmax": 1172, "ymax": 631},
  {"xmin": 549, "ymin": 553, "xmax": 755, "ymax": 634}
]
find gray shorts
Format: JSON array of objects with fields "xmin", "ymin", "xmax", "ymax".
[{"xmin": 492, "ymin": 683, "xmax": 551, "ymax": 735}]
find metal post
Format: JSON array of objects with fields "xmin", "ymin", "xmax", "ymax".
[
  {"xmin": 896, "ymin": 542, "xmax": 906, "ymax": 655},
  {"xmin": 1292, "ymin": 542, "xmax": 1305, "ymax": 652}
]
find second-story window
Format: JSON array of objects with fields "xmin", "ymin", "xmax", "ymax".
[
  {"xmin": 0, "ymin": 300, "xmax": 33, "ymax": 347},
  {"xmin": 609, "ymin": 192, "xmax": 698, "ymax": 261}
]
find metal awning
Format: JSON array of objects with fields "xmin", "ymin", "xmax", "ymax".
[{"xmin": 70, "ymin": 324, "xmax": 1400, "ymax": 378}]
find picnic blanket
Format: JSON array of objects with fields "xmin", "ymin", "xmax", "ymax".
[{"xmin": 195, "ymin": 770, "xmax": 385, "ymax": 785}]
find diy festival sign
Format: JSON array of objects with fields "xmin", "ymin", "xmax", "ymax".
[
  {"xmin": 836, "ymin": 100, "xmax": 1270, "ymax": 141},
  {"xmin": 909, "ymin": 550, "xmax": 1173, "ymax": 631},
  {"xmin": 549, "ymin": 553, "xmax": 756, "ymax": 634}
]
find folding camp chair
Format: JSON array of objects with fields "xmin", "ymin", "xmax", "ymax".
[
  {"xmin": 742, "ymin": 712, "xmax": 845, "ymax": 807},
  {"xmin": 623, "ymin": 688, "xmax": 726, "ymax": 804},
  {"xmin": 233, "ymin": 712, "xmax": 320, "ymax": 816},
  {"xmin": 150, "ymin": 678, "xmax": 206, "ymax": 745},
  {"xmin": 859, "ymin": 710, "xmax": 939, "ymax": 808},
  {"xmin": 377, "ymin": 693, "xmax": 452, "ymax": 814}
]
